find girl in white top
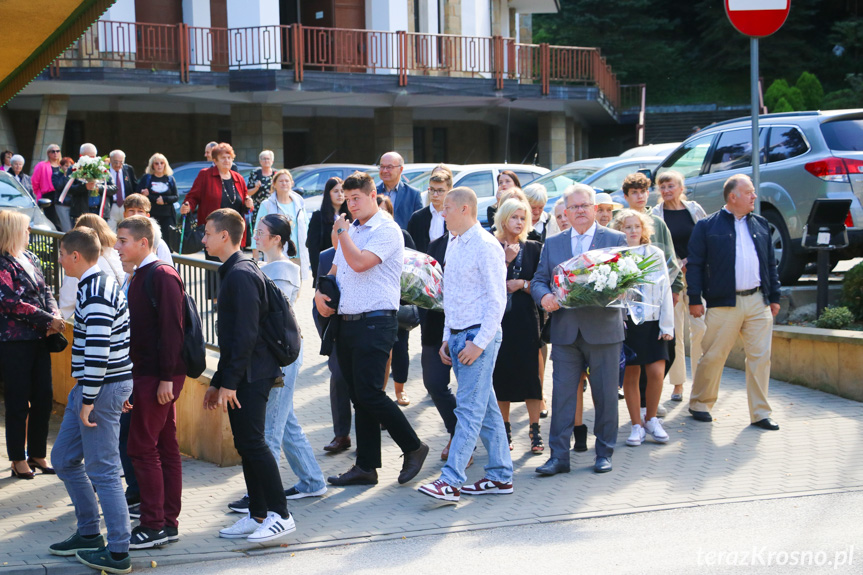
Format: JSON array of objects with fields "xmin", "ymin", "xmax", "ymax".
[
  {"xmin": 256, "ymin": 213, "xmax": 327, "ymax": 497},
  {"xmin": 57, "ymin": 214, "xmax": 125, "ymax": 319},
  {"xmin": 611, "ymin": 209, "xmax": 674, "ymax": 448},
  {"xmin": 252, "ymin": 169, "xmax": 311, "ymax": 281}
]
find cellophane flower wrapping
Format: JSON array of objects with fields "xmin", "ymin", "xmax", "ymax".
[
  {"xmin": 400, "ymin": 248, "xmax": 444, "ymax": 311},
  {"xmin": 71, "ymin": 155, "xmax": 111, "ymax": 197},
  {"xmin": 552, "ymin": 245, "xmax": 666, "ymax": 322}
]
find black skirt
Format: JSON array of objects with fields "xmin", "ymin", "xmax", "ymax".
[{"xmin": 624, "ymin": 318, "xmax": 670, "ymax": 366}]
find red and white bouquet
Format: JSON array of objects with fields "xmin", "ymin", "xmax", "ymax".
[
  {"xmin": 400, "ymin": 248, "xmax": 444, "ymax": 311},
  {"xmin": 552, "ymin": 245, "xmax": 662, "ymax": 315}
]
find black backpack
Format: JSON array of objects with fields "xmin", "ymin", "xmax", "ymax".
[
  {"xmin": 144, "ymin": 262, "xmax": 207, "ymax": 379},
  {"xmin": 261, "ymin": 274, "xmax": 302, "ymax": 367}
]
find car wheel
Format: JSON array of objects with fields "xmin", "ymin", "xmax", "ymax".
[{"xmin": 763, "ymin": 208, "xmax": 806, "ymax": 286}]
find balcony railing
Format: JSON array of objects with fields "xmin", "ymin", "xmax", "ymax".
[{"xmin": 48, "ymin": 20, "xmax": 621, "ymax": 110}]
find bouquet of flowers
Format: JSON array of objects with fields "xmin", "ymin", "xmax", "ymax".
[
  {"xmin": 401, "ymin": 248, "xmax": 444, "ymax": 311},
  {"xmin": 70, "ymin": 155, "xmax": 111, "ymax": 182},
  {"xmin": 552, "ymin": 245, "xmax": 662, "ymax": 314}
]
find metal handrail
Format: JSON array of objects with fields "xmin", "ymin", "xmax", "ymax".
[
  {"xmin": 28, "ymin": 229, "xmax": 222, "ymax": 351},
  {"xmin": 50, "ymin": 21, "xmax": 622, "ymax": 109}
]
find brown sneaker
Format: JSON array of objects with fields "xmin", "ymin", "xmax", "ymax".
[{"xmin": 461, "ymin": 478, "xmax": 513, "ymax": 495}]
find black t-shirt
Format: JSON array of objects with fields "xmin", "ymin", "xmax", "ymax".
[
  {"xmin": 663, "ymin": 208, "xmax": 696, "ymax": 260},
  {"xmin": 220, "ymin": 178, "xmax": 243, "ymax": 212}
]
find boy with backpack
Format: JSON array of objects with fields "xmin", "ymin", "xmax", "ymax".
[
  {"xmin": 201, "ymin": 208, "xmax": 295, "ymax": 542},
  {"xmin": 115, "ymin": 216, "xmax": 192, "ymax": 549}
]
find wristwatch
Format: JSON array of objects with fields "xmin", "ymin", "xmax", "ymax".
[{"xmin": 337, "ymin": 227, "xmax": 345, "ymax": 235}]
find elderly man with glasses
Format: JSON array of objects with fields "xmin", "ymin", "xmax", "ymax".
[
  {"xmin": 531, "ymin": 184, "xmax": 628, "ymax": 475},
  {"xmin": 375, "ymin": 151, "xmax": 422, "ymax": 230}
]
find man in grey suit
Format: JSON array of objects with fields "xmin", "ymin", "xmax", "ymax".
[{"xmin": 531, "ymin": 184, "xmax": 628, "ymax": 474}]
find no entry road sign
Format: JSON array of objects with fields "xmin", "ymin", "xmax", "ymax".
[{"xmin": 725, "ymin": 0, "xmax": 791, "ymax": 38}]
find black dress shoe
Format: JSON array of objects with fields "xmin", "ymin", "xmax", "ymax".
[
  {"xmin": 327, "ymin": 465, "xmax": 378, "ymax": 486},
  {"xmin": 751, "ymin": 418, "xmax": 780, "ymax": 430},
  {"xmin": 594, "ymin": 456, "xmax": 612, "ymax": 473},
  {"xmin": 398, "ymin": 442, "xmax": 429, "ymax": 484},
  {"xmin": 535, "ymin": 458, "xmax": 570, "ymax": 476},
  {"xmin": 323, "ymin": 436, "xmax": 351, "ymax": 453},
  {"xmin": 688, "ymin": 408, "xmax": 713, "ymax": 422}
]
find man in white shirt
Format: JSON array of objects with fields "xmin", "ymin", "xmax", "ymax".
[
  {"xmin": 315, "ymin": 171, "xmax": 428, "ymax": 487},
  {"xmin": 686, "ymin": 174, "xmax": 781, "ymax": 430},
  {"xmin": 417, "ymin": 187, "xmax": 512, "ymax": 503}
]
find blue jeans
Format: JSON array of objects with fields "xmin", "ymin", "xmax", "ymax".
[
  {"xmin": 52, "ymin": 382, "xmax": 133, "ymax": 553},
  {"xmin": 440, "ymin": 328, "xmax": 512, "ymax": 488},
  {"xmin": 264, "ymin": 342, "xmax": 326, "ymax": 494}
]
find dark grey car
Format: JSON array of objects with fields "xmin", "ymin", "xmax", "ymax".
[{"xmin": 653, "ymin": 110, "xmax": 863, "ymax": 284}]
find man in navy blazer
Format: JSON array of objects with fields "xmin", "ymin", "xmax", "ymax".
[
  {"xmin": 531, "ymin": 184, "xmax": 627, "ymax": 475},
  {"xmin": 376, "ymin": 151, "xmax": 422, "ymax": 230}
]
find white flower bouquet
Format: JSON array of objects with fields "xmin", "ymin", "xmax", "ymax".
[
  {"xmin": 552, "ymin": 245, "xmax": 662, "ymax": 313},
  {"xmin": 400, "ymin": 248, "xmax": 444, "ymax": 311},
  {"xmin": 70, "ymin": 155, "xmax": 111, "ymax": 183}
]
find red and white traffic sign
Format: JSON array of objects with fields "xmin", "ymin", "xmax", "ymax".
[{"xmin": 725, "ymin": 0, "xmax": 791, "ymax": 38}]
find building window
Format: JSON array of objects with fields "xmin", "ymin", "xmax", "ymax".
[
  {"xmin": 432, "ymin": 127, "xmax": 447, "ymax": 163},
  {"xmin": 414, "ymin": 126, "xmax": 427, "ymax": 162}
]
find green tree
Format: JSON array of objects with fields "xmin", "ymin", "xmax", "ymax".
[
  {"xmin": 796, "ymin": 72, "xmax": 824, "ymax": 109},
  {"xmin": 772, "ymin": 97, "xmax": 794, "ymax": 113}
]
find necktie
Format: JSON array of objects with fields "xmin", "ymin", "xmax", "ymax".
[
  {"xmin": 576, "ymin": 234, "xmax": 588, "ymax": 255},
  {"xmin": 115, "ymin": 170, "xmax": 124, "ymax": 205}
]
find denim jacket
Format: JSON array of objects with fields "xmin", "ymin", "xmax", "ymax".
[{"xmin": 686, "ymin": 209, "xmax": 781, "ymax": 308}]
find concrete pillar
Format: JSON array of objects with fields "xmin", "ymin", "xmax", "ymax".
[
  {"xmin": 374, "ymin": 107, "xmax": 414, "ymax": 163},
  {"xmin": 366, "ymin": 0, "xmax": 409, "ymax": 31},
  {"xmin": 31, "ymin": 95, "xmax": 69, "ymax": 167},
  {"xmin": 460, "ymin": 0, "xmax": 491, "ymax": 37},
  {"xmin": 538, "ymin": 112, "xmax": 567, "ymax": 169},
  {"xmin": 443, "ymin": 0, "xmax": 461, "ymax": 34},
  {"xmin": 230, "ymin": 104, "xmax": 284, "ymax": 167}
]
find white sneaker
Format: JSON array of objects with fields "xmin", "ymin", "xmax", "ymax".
[
  {"xmin": 626, "ymin": 424, "xmax": 645, "ymax": 446},
  {"xmin": 219, "ymin": 514, "xmax": 261, "ymax": 539},
  {"xmin": 247, "ymin": 512, "xmax": 296, "ymax": 543},
  {"xmin": 656, "ymin": 404, "xmax": 668, "ymax": 417},
  {"xmin": 645, "ymin": 417, "xmax": 669, "ymax": 443}
]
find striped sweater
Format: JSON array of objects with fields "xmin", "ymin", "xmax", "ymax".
[{"xmin": 71, "ymin": 267, "xmax": 133, "ymax": 404}]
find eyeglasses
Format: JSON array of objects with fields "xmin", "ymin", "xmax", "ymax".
[
  {"xmin": 379, "ymin": 164, "xmax": 401, "ymax": 171},
  {"xmin": 565, "ymin": 203, "xmax": 593, "ymax": 212},
  {"xmin": 48, "ymin": 149, "xmax": 61, "ymax": 153},
  {"xmin": 253, "ymin": 229, "xmax": 274, "ymax": 238},
  {"xmin": 428, "ymin": 187, "xmax": 447, "ymax": 195}
]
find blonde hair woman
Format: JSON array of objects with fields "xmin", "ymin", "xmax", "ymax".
[
  {"xmin": 253, "ymin": 169, "xmax": 311, "ymax": 279},
  {"xmin": 57, "ymin": 214, "xmax": 125, "ymax": 319},
  {"xmin": 651, "ymin": 169, "xmax": 708, "ymax": 402},
  {"xmin": 492, "ymin": 198, "xmax": 546, "ymax": 454},
  {"xmin": 139, "ymin": 153, "xmax": 178, "ymax": 247},
  {"xmin": 0, "ymin": 211, "xmax": 64, "ymax": 479}
]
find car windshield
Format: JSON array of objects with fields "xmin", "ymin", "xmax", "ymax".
[
  {"xmin": 531, "ymin": 167, "xmax": 600, "ymax": 199},
  {"xmin": 821, "ymin": 119, "xmax": 863, "ymax": 152},
  {"xmin": 173, "ymin": 166, "xmax": 203, "ymax": 189},
  {"xmin": 0, "ymin": 173, "xmax": 35, "ymax": 207}
]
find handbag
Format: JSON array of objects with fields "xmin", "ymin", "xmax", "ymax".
[
  {"xmin": 177, "ymin": 214, "xmax": 205, "ymax": 254},
  {"xmin": 45, "ymin": 332, "xmax": 68, "ymax": 353},
  {"xmin": 397, "ymin": 304, "xmax": 420, "ymax": 331},
  {"xmin": 504, "ymin": 243, "xmax": 525, "ymax": 314}
]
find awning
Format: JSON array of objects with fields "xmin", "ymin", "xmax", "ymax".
[{"xmin": 0, "ymin": 0, "xmax": 117, "ymax": 106}]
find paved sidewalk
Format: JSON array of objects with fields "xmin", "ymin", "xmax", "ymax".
[{"xmin": 2, "ymin": 287, "xmax": 862, "ymax": 574}]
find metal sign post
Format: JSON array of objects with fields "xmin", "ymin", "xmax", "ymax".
[{"xmin": 751, "ymin": 37, "xmax": 760, "ymax": 215}]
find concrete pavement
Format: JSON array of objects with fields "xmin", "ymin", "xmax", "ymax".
[{"xmin": 1, "ymin": 286, "xmax": 862, "ymax": 574}]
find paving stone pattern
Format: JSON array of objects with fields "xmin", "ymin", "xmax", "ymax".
[{"xmin": 1, "ymin": 288, "xmax": 862, "ymax": 573}]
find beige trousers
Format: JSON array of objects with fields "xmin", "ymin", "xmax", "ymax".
[
  {"xmin": 689, "ymin": 293, "xmax": 773, "ymax": 422},
  {"xmin": 668, "ymin": 290, "xmax": 706, "ymax": 387}
]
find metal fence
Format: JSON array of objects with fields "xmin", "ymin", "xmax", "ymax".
[{"xmin": 28, "ymin": 229, "xmax": 221, "ymax": 351}]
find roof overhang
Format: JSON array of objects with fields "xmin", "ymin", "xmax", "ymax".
[
  {"xmin": 508, "ymin": 0, "xmax": 560, "ymax": 14},
  {"xmin": 0, "ymin": 0, "xmax": 117, "ymax": 106}
]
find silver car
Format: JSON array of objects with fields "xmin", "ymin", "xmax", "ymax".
[
  {"xmin": 653, "ymin": 110, "xmax": 863, "ymax": 284},
  {"xmin": 0, "ymin": 171, "xmax": 56, "ymax": 230}
]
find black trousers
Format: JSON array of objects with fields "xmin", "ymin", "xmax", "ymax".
[
  {"xmin": 119, "ymin": 410, "xmax": 139, "ymax": 500},
  {"xmin": 0, "ymin": 339, "xmax": 53, "ymax": 461},
  {"xmin": 227, "ymin": 378, "xmax": 289, "ymax": 519},
  {"xmin": 153, "ymin": 215, "xmax": 176, "ymax": 251},
  {"xmin": 421, "ymin": 345, "xmax": 456, "ymax": 435},
  {"xmin": 391, "ymin": 328, "xmax": 410, "ymax": 384},
  {"xmin": 337, "ymin": 315, "xmax": 421, "ymax": 470},
  {"xmin": 328, "ymin": 345, "xmax": 352, "ymax": 437}
]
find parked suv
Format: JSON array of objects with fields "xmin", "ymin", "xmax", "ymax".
[{"xmin": 652, "ymin": 110, "xmax": 863, "ymax": 284}]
